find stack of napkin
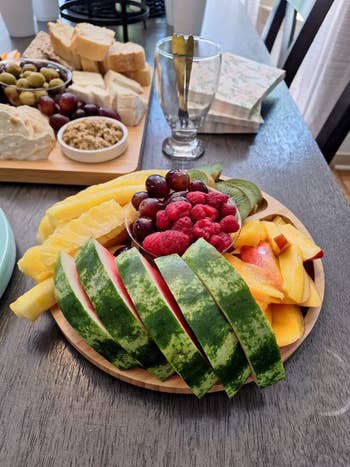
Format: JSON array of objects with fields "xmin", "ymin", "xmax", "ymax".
[{"xmin": 189, "ymin": 53, "xmax": 285, "ymax": 134}]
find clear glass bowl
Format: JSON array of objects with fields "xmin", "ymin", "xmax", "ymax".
[
  {"xmin": 0, "ymin": 58, "xmax": 72, "ymax": 107},
  {"xmin": 125, "ymin": 188, "xmax": 242, "ymax": 259}
]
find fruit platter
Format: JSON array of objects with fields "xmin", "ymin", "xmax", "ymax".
[
  {"xmin": 10, "ymin": 165, "xmax": 324, "ymax": 398},
  {"xmin": 0, "ymin": 22, "xmax": 152, "ymax": 184}
]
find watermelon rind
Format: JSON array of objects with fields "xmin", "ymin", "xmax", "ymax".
[
  {"xmin": 183, "ymin": 239, "xmax": 286, "ymax": 388},
  {"xmin": 156, "ymin": 254, "xmax": 250, "ymax": 398},
  {"xmin": 75, "ymin": 239, "xmax": 173, "ymax": 381},
  {"xmin": 54, "ymin": 252, "xmax": 138, "ymax": 370},
  {"xmin": 116, "ymin": 248, "xmax": 218, "ymax": 398}
]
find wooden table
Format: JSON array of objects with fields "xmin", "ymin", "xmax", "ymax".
[{"xmin": 1, "ymin": 3, "xmax": 349, "ymax": 466}]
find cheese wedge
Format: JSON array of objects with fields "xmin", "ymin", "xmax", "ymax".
[
  {"xmin": 104, "ymin": 69, "xmax": 143, "ymax": 94},
  {"xmin": 68, "ymin": 84, "xmax": 110, "ymax": 108},
  {"xmin": 72, "ymin": 71, "xmax": 105, "ymax": 89},
  {"xmin": 71, "ymin": 23, "xmax": 115, "ymax": 61},
  {"xmin": 104, "ymin": 81, "xmax": 146, "ymax": 126}
]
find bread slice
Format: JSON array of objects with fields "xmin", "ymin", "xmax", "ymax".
[
  {"xmin": 72, "ymin": 71, "xmax": 105, "ymax": 89},
  {"xmin": 48, "ymin": 21, "xmax": 81, "ymax": 70},
  {"xmin": 71, "ymin": 23, "xmax": 115, "ymax": 61},
  {"xmin": 104, "ymin": 42, "xmax": 146, "ymax": 73},
  {"xmin": 123, "ymin": 64, "xmax": 151, "ymax": 86},
  {"xmin": 80, "ymin": 56, "xmax": 100, "ymax": 73},
  {"xmin": 104, "ymin": 70, "xmax": 143, "ymax": 94}
]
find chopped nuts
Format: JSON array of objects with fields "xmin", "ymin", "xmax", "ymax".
[{"xmin": 62, "ymin": 119, "xmax": 123, "ymax": 150}]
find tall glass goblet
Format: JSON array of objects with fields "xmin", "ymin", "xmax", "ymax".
[{"xmin": 155, "ymin": 36, "xmax": 222, "ymax": 160}]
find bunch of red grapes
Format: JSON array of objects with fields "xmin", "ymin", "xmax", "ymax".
[{"xmin": 36, "ymin": 92, "xmax": 121, "ymax": 133}]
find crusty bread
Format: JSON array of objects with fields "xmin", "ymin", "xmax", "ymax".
[
  {"xmin": 80, "ymin": 56, "xmax": 100, "ymax": 73},
  {"xmin": 103, "ymin": 41, "xmax": 146, "ymax": 73},
  {"xmin": 123, "ymin": 64, "xmax": 151, "ymax": 86},
  {"xmin": 23, "ymin": 31, "xmax": 72, "ymax": 69},
  {"xmin": 71, "ymin": 23, "xmax": 115, "ymax": 61},
  {"xmin": 48, "ymin": 21, "xmax": 81, "ymax": 70}
]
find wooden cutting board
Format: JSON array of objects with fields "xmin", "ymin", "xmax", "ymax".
[{"xmin": 0, "ymin": 83, "xmax": 152, "ymax": 186}]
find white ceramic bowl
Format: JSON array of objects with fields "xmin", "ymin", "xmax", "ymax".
[{"xmin": 57, "ymin": 117, "xmax": 128, "ymax": 164}]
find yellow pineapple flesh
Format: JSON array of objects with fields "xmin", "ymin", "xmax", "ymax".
[
  {"xmin": 37, "ymin": 215, "xmax": 55, "ymax": 243},
  {"xmin": 10, "ymin": 278, "xmax": 56, "ymax": 321},
  {"xmin": 18, "ymin": 245, "xmax": 51, "ymax": 283},
  {"xmin": 40, "ymin": 199, "xmax": 125, "ymax": 272}
]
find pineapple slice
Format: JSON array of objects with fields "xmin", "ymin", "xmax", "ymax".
[
  {"xmin": 46, "ymin": 184, "xmax": 144, "ymax": 229},
  {"xmin": 10, "ymin": 278, "xmax": 56, "ymax": 321},
  {"xmin": 40, "ymin": 199, "xmax": 125, "ymax": 272},
  {"xmin": 18, "ymin": 245, "xmax": 51, "ymax": 283},
  {"xmin": 37, "ymin": 215, "xmax": 55, "ymax": 243}
]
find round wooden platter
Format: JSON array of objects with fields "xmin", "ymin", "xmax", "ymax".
[{"xmin": 51, "ymin": 192, "xmax": 325, "ymax": 395}]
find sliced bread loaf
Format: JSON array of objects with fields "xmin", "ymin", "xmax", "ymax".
[
  {"xmin": 71, "ymin": 23, "xmax": 115, "ymax": 61},
  {"xmin": 48, "ymin": 21, "xmax": 81, "ymax": 70},
  {"xmin": 104, "ymin": 42, "xmax": 146, "ymax": 73},
  {"xmin": 123, "ymin": 64, "xmax": 151, "ymax": 86}
]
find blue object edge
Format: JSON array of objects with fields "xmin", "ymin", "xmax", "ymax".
[{"xmin": 0, "ymin": 209, "xmax": 16, "ymax": 299}]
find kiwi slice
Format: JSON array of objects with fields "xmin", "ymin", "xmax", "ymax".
[
  {"xmin": 196, "ymin": 163, "xmax": 222, "ymax": 181},
  {"xmin": 187, "ymin": 169, "xmax": 215, "ymax": 188},
  {"xmin": 215, "ymin": 181, "xmax": 252, "ymax": 220},
  {"xmin": 224, "ymin": 179, "xmax": 262, "ymax": 212}
]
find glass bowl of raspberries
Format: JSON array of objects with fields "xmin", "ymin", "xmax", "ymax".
[{"xmin": 125, "ymin": 169, "xmax": 241, "ymax": 258}]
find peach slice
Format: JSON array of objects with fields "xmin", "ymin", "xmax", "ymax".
[
  {"xmin": 272, "ymin": 215, "xmax": 287, "ymax": 225},
  {"xmin": 223, "ymin": 254, "xmax": 284, "ymax": 303},
  {"xmin": 270, "ymin": 304, "xmax": 305, "ymax": 347},
  {"xmin": 263, "ymin": 221, "xmax": 290, "ymax": 255},
  {"xmin": 234, "ymin": 220, "xmax": 266, "ymax": 249},
  {"xmin": 240, "ymin": 241, "xmax": 283, "ymax": 290},
  {"xmin": 279, "ymin": 223, "xmax": 323, "ymax": 261},
  {"xmin": 301, "ymin": 273, "xmax": 322, "ymax": 307},
  {"xmin": 278, "ymin": 244, "xmax": 307, "ymax": 304}
]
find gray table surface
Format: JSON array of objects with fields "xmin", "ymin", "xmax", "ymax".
[{"xmin": 0, "ymin": 2, "xmax": 350, "ymax": 466}]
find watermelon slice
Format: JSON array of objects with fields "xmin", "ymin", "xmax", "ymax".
[
  {"xmin": 116, "ymin": 248, "xmax": 218, "ymax": 398},
  {"xmin": 183, "ymin": 239, "xmax": 285, "ymax": 388},
  {"xmin": 156, "ymin": 254, "xmax": 250, "ymax": 398},
  {"xmin": 75, "ymin": 239, "xmax": 173, "ymax": 381},
  {"xmin": 54, "ymin": 252, "xmax": 138, "ymax": 370}
]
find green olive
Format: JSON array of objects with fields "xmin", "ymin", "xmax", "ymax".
[
  {"xmin": 19, "ymin": 91, "xmax": 36, "ymax": 106},
  {"xmin": 43, "ymin": 82, "xmax": 49, "ymax": 89},
  {"xmin": 48, "ymin": 78, "xmax": 64, "ymax": 88},
  {"xmin": 22, "ymin": 63, "xmax": 37, "ymax": 73},
  {"xmin": 16, "ymin": 78, "xmax": 30, "ymax": 89},
  {"xmin": 40, "ymin": 67, "xmax": 59, "ymax": 81},
  {"xmin": 35, "ymin": 89, "xmax": 48, "ymax": 98},
  {"xmin": 27, "ymin": 72, "xmax": 46, "ymax": 88},
  {"xmin": 0, "ymin": 72, "xmax": 17, "ymax": 85},
  {"xmin": 6, "ymin": 63, "xmax": 22, "ymax": 78},
  {"xmin": 22, "ymin": 70, "xmax": 33, "ymax": 79},
  {"xmin": 4, "ymin": 86, "xmax": 20, "ymax": 106}
]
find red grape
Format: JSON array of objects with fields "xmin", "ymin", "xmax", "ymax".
[
  {"xmin": 37, "ymin": 96, "xmax": 56, "ymax": 117},
  {"xmin": 145, "ymin": 175, "xmax": 170, "ymax": 198},
  {"xmin": 189, "ymin": 180, "xmax": 208, "ymax": 193},
  {"xmin": 167, "ymin": 195, "xmax": 188, "ymax": 204},
  {"xmin": 133, "ymin": 217, "xmax": 154, "ymax": 242},
  {"xmin": 76, "ymin": 99, "xmax": 86, "ymax": 109},
  {"xmin": 132, "ymin": 191, "xmax": 149, "ymax": 210},
  {"xmin": 166, "ymin": 169, "xmax": 190, "ymax": 191},
  {"xmin": 139, "ymin": 198, "xmax": 163, "ymax": 219},
  {"xmin": 58, "ymin": 92, "xmax": 78, "ymax": 115},
  {"xmin": 83, "ymin": 104, "xmax": 99, "ymax": 116},
  {"xmin": 99, "ymin": 107, "xmax": 121, "ymax": 120},
  {"xmin": 71, "ymin": 108, "xmax": 86, "ymax": 120},
  {"xmin": 49, "ymin": 113, "xmax": 70, "ymax": 132}
]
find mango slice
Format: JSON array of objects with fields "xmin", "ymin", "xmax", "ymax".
[
  {"xmin": 278, "ymin": 245, "xmax": 306, "ymax": 303},
  {"xmin": 270, "ymin": 304, "xmax": 305, "ymax": 347}
]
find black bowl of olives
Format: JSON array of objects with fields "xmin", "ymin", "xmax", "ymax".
[{"xmin": 0, "ymin": 58, "xmax": 72, "ymax": 107}]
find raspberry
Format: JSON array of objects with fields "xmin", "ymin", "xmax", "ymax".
[
  {"xmin": 206, "ymin": 192, "xmax": 229, "ymax": 209},
  {"xmin": 165, "ymin": 200, "xmax": 191, "ymax": 222},
  {"xmin": 186, "ymin": 191, "xmax": 206, "ymax": 205},
  {"xmin": 209, "ymin": 232, "xmax": 232, "ymax": 252},
  {"xmin": 220, "ymin": 215, "xmax": 240, "ymax": 233},
  {"xmin": 193, "ymin": 218, "xmax": 221, "ymax": 241},
  {"xmin": 172, "ymin": 216, "xmax": 194, "ymax": 241},
  {"xmin": 143, "ymin": 230, "xmax": 190, "ymax": 256},
  {"xmin": 221, "ymin": 203, "xmax": 237, "ymax": 217},
  {"xmin": 191, "ymin": 204, "xmax": 219, "ymax": 221},
  {"xmin": 156, "ymin": 209, "xmax": 171, "ymax": 230}
]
